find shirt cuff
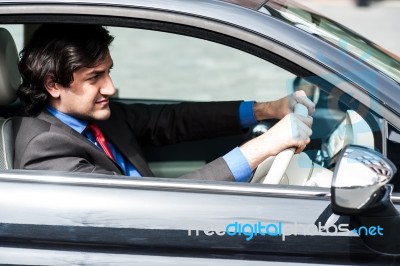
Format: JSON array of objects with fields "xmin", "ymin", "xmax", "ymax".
[
  {"xmin": 223, "ymin": 147, "xmax": 252, "ymax": 182},
  {"xmin": 239, "ymin": 101, "xmax": 257, "ymax": 128}
]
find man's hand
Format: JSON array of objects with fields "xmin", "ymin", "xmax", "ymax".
[
  {"xmin": 240, "ymin": 113, "xmax": 313, "ymax": 170},
  {"xmin": 253, "ymin": 90, "xmax": 315, "ymax": 120}
]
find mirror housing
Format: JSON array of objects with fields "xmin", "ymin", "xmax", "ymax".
[{"xmin": 331, "ymin": 145, "xmax": 396, "ymax": 215}]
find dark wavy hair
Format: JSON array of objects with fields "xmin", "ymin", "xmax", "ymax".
[{"xmin": 17, "ymin": 23, "xmax": 114, "ymax": 116}]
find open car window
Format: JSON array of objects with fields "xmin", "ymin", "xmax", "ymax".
[{"xmin": 0, "ymin": 23, "xmax": 391, "ymax": 190}]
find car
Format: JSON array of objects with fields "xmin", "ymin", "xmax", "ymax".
[{"xmin": 0, "ymin": 0, "xmax": 400, "ymax": 264}]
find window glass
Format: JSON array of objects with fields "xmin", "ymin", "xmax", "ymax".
[
  {"xmin": 108, "ymin": 27, "xmax": 297, "ymax": 101},
  {"xmin": 263, "ymin": 1, "xmax": 400, "ymax": 84}
]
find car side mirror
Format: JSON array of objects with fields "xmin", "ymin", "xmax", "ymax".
[
  {"xmin": 331, "ymin": 145, "xmax": 396, "ymax": 214},
  {"xmin": 331, "ymin": 145, "xmax": 400, "ymax": 255}
]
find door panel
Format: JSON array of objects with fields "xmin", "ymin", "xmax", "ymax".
[{"xmin": 0, "ymin": 172, "xmax": 397, "ymax": 264}]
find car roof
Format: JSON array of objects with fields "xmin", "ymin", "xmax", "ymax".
[{"xmin": 0, "ymin": 0, "xmax": 266, "ymax": 9}]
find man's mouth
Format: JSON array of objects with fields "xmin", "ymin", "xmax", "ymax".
[{"xmin": 96, "ymin": 99, "xmax": 109, "ymax": 104}]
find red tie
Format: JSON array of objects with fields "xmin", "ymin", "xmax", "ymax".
[{"xmin": 86, "ymin": 122, "xmax": 115, "ymax": 161}]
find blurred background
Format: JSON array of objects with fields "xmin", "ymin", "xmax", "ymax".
[{"xmin": 301, "ymin": 0, "xmax": 400, "ymax": 56}]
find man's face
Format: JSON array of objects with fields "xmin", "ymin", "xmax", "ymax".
[{"xmin": 52, "ymin": 52, "xmax": 116, "ymax": 121}]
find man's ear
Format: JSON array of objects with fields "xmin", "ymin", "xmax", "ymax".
[{"xmin": 44, "ymin": 74, "xmax": 62, "ymax": 98}]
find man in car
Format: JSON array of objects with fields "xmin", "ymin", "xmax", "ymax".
[{"xmin": 13, "ymin": 23, "xmax": 314, "ymax": 182}]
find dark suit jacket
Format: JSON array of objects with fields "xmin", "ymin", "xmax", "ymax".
[{"xmin": 13, "ymin": 101, "xmax": 243, "ymax": 181}]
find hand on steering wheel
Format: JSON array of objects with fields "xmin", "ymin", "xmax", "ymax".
[
  {"xmin": 247, "ymin": 103, "xmax": 312, "ymax": 183},
  {"xmin": 262, "ymin": 103, "xmax": 309, "ymax": 184}
]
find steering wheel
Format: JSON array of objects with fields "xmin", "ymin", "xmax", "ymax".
[{"xmin": 251, "ymin": 103, "xmax": 309, "ymax": 184}]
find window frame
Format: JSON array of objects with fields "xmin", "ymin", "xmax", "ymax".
[{"xmin": 0, "ymin": 11, "xmax": 393, "ymax": 183}]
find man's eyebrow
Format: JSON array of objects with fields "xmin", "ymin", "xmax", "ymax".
[
  {"xmin": 85, "ymin": 61, "xmax": 113, "ymax": 76},
  {"xmin": 85, "ymin": 69, "xmax": 105, "ymax": 76}
]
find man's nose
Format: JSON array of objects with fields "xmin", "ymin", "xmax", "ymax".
[{"xmin": 101, "ymin": 75, "xmax": 116, "ymax": 96}]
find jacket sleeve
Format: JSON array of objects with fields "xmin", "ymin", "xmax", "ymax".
[
  {"xmin": 178, "ymin": 157, "xmax": 235, "ymax": 181},
  {"xmin": 109, "ymin": 101, "xmax": 244, "ymax": 146}
]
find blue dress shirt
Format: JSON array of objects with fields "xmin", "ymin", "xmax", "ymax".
[{"xmin": 47, "ymin": 101, "xmax": 257, "ymax": 181}]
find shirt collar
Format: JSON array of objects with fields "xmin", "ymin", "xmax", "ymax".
[{"xmin": 46, "ymin": 106, "xmax": 88, "ymax": 134}]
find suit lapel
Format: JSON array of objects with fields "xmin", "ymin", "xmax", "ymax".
[{"xmin": 37, "ymin": 111, "xmax": 124, "ymax": 174}]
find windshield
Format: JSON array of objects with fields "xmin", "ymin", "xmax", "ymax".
[{"xmin": 262, "ymin": 0, "xmax": 400, "ymax": 84}]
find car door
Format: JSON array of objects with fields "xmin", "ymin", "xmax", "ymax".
[{"xmin": 0, "ymin": 170, "xmax": 398, "ymax": 265}]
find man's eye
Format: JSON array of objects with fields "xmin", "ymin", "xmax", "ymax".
[{"xmin": 89, "ymin": 74, "xmax": 99, "ymax": 80}]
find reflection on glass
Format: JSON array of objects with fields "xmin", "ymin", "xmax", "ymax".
[{"xmin": 263, "ymin": 0, "xmax": 400, "ymax": 84}]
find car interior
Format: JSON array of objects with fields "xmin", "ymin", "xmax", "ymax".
[
  {"xmin": 0, "ymin": 24, "xmax": 399, "ymax": 192},
  {"xmin": 0, "ymin": 27, "xmax": 19, "ymax": 170}
]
